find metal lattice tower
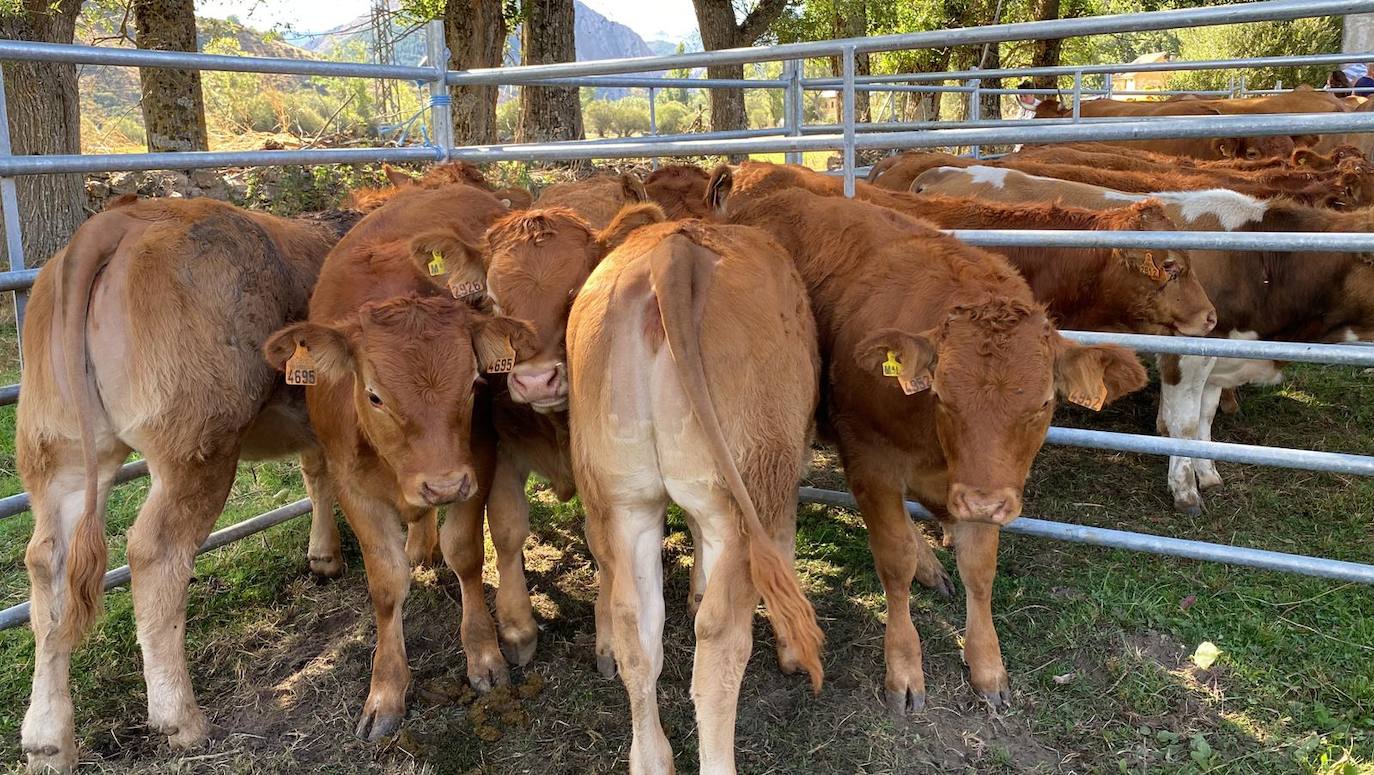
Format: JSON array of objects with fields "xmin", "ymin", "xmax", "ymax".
[{"xmin": 370, "ymin": 0, "xmax": 400, "ymax": 120}]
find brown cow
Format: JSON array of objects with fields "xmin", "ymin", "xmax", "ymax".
[
  {"xmin": 534, "ymin": 172, "xmax": 650, "ymax": 229},
  {"xmin": 644, "ymin": 163, "xmax": 712, "ymax": 219},
  {"xmin": 1030, "ymin": 98, "xmax": 1295, "ymax": 160},
  {"xmin": 568, "ymin": 219, "xmax": 823, "ymax": 772},
  {"xmin": 17, "ymin": 197, "xmax": 356, "ymax": 771},
  {"xmin": 263, "ymin": 183, "xmax": 537, "ymax": 741},
  {"xmin": 416, "ymin": 203, "xmax": 662, "ymax": 669},
  {"xmin": 711, "ymin": 162, "xmax": 1217, "ymax": 338},
  {"xmin": 1008, "ymin": 143, "xmax": 1362, "ymax": 173},
  {"xmin": 867, "ymin": 151, "xmax": 975, "ymax": 191},
  {"xmin": 717, "ymin": 183, "xmax": 1146, "ymax": 710}
]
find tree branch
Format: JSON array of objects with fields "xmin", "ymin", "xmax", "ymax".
[{"xmin": 737, "ymin": 0, "xmax": 792, "ymax": 45}]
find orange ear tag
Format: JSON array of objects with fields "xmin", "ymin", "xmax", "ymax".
[
  {"xmin": 898, "ymin": 374, "xmax": 931, "ymax": 395},
  {"xmin": 285, "ymin": 343, "xmax": 317, "ymax": 386},
  {"xmin": 1142, "ymin": 251, "xmax": 1166, "ymax": 282},
  {"xmin": 485, "ymin": 337, "xmax": 516, "ymax": 374},
  {"xmin": 882, "ymin": 350, "xmax": 902, "ymax": 378},
  {"xmin": 1067, "ymin": 383, "xmax": 1107, "ymax": 411},
  {"xmin": 427, "ymin": 250, "xmax": 448, "ymax": 277}
]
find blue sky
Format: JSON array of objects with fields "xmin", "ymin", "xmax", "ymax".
[{"xmin": 194, "ymin": 0, "xmax": 700, "ymax": 43}]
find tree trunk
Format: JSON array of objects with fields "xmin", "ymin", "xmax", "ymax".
[
  {"xmin": 828, "ymin": 1, "xmax": 871, "ymax": 125},
  {"xmin": 134, "ymin": 0, "xmax": 208, "ymax": 153},
  {"xmin": 977, "ymin": 43, "xmax": 1002, "ymax": 121},
  {"xmin": 692, "ymin": 0, "xmax": 791, "ymax": 138},
  {"xmin": 517, "ymin": 0, "xmax": 582, "ymax": 143},
  {"xmin": 446, "ymin": 0, "xmax": 506, "ymax": 145},
  {"xmin": 1030, "ymin": 0, "xmax": 1064, "ymax": 89},
  {"xmin": 0, "ymin": 0, "xmax": 86, "ymax": 268}
]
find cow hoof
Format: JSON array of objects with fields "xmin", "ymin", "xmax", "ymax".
[
  {"xmin": 977, "ymin": 685, "xmax": 1012, "ymax": 710},
  {"xmin": 1173, "ymin": 492, "xmax": 1204, "ymax": 517},
  {"xmin": 499, "ymin": 628, "xmax": 538, "ymax": 667},
  {"xmin": 885, "ymin": 688, "xmax": 926, "ymax": 716},
  {"xmin": 308, "ymin": 554, "xmax": 344, "ymax": 580},
  {"xmin": 355, "ymin": 708, "xmax": 403, "ymax": 742},
  {"xmin": 467, "ymin": 660, "xmax": 510, "ymax": 693},
  {"xmin": 776, "ymin": 640, "xmax": 801, "ymax": 675},
  {"xmin": 23, "ymin": 743, "xmax": 74, "ymax": 774},
  {"xmin": 155, "ymin": 711, "xmax": 209, "ymax": 749},
  {"xmin": 918, "ymin": 564, "xmax": 956, "ymax": 599},
  {"xmin": 596, "ymin": 652, "xmax": 617, "ymax": 680},
  {"xmin": 1197, "ymin": 471, "xmax": 1223, "ymax": 492}
]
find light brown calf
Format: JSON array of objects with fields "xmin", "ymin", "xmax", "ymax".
[
  {"xmin": 720, "ymin": 186, "xmax": 1146, "ymax": 712},
  {"xmin": 644, "ymin": 164, "xmax": 712, "ymax": 219},
  {"xmin": 264, "ymin": 183, "xmax": 536, "ymax": 741},
  {"xmin": 17, "ymin": 197, "xmax": 355, "ymax": 772},
  {"xmin": 568, "ymin": 220, "xmax": 823, "ymax": 773},
  {"xmin": 534, "ymin": 172, "xmax": 650, "ymax": 229}
]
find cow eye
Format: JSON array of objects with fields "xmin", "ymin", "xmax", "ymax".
[
  {"xmin": 367, "ymin": 390, "xmax": 384, "ymax": 408},
  {"xmin": 1042, "ymin": 398, "xmax": 1052, "ymax": 411}
]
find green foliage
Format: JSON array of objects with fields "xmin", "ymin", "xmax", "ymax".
[
  {"xmin": 584, "ymin": 96, "xmax": 653, "ymax": 138},
  {"xmin": 1169, "ymin": 17, "xmax": 1342, "ymax": 92},
  {"xmin": 653, "ymin": 100, "xmax": 692, "ymax": 135},
  {"xmin": 236, "ymin": 164, "xmax": 389, "ymax": 216}
]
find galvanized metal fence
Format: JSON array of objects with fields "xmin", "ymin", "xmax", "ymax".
[{"xmin": 2, "ymin": 0, "xmax": 1374, "ymax": 629}]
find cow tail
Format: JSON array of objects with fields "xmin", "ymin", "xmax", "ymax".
[
  {"xmin": 648, "ymin": 233, "xmax": 824, "ymax": 693},
  {"xmin": 51, "ymin": 212, "xmax": 123, "ymax": 643}
]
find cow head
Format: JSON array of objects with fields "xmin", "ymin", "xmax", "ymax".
[
  {"xmin": 1108, "ymin": 202, "xmax": 1216, "ymax": 336},
  {"xmin": 416, "ymin": 204, "xmax": 665, "ymax": 412},
  {"xmin": 856, "ymin": 300, "xmax": 1146, "ymax": 525},
  {"xmin": 645, "ymin": 164, "xmax": 712, "ymax": 219},
  {"xmin": 264, "ymin": 295, "xmax": 535, "ymax": 507},
  {"xmin": 1214, "ymin": 135, "xmax": 1295, "ymax": 161},
  {"xmin": 1327, "ymin": 162, "xmax": 1374, "ymax": 209},
  {"xmin": 1033, "ymin": 98, "xmax": 1067, "ymax": 119}
]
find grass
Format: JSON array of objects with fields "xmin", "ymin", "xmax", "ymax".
[{"xmin": 0, "ymin": 318, "xmax": 1371, "ymax": 772}]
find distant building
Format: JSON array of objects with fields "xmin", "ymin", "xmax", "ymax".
[{"xmin": 1116, "ymin": 52, "xmax": 1173, "ymax": 99}]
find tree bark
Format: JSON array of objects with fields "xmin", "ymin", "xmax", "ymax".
[
  {"xmin": 134, "ymin": 0, "xmax": 208, "ymax": 153},
  {"xmin": 446, "ymin": 0, "xmax": 506, "ymax": 146},
  {"xmin": 517, "ymin": 0, "xmax": 582, "ymax": 143},
  {"xmin": 0, "ymin": 0, "xmax": 86, "ymax": 268},
  {"xmin": 828, "ymin": 0, "xmax": 870, "ymax": 124},
  {"xmin": 977, "ymin": 42, "xmax": 1002, "ymax": 121},
  {"xmin": 691, "ymin": 0, "xmax": 792, "ymax": 135},
  {"xmin": 1029, "ymin": 0, "xmax": 1064, "ymax": 89}
]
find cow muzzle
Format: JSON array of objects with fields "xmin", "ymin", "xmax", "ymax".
[
  {"xmin": 508, "ymin": 360, "xmax": 568, "ymax": 412},
  {"xmin": 407, "ymin": 468, "xmax": 476, "ymax": 507},
  {"xmin": 948, "ymin": 484, "xmax": 1022, "ymax": 525},
  {"xmin": 1177, "ymin": 308, "xmax": 1217, "ymax": 337}
]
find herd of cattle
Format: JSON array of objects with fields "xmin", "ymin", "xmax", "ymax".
[{"xmin": 14, "ymin": 87, "xmax": 1374, "ymax": 773}]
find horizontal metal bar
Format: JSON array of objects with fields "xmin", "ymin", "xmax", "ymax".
[
  {"xmin": 0, "ymin": 39, "xmax": 437, "ymax": 81},
  {"xmin": 948, "ymin": 230, "xmax": 1374, "ymax": 253},
  {"xmin": 0, "ymin": 268, "xmax": 37, "ymax": 292},
  {"xmin": 798, "ymin": 487, "xmax": 1374, "ymax": 584},
  {"xmin": 1045, "ymin": 426, "xmax": 1374, "ymax": 476},
  {"xmin": 527, "ymin": 76, "xmax": 786, "ymax": 89},
  {"xmin": 1061, "ymin": 331, "xmax": 1374, "ymax": 365},
  {"xmin": 0, "ymin": 461, "xmax": 150, "ymax": 520},
  {"xmin": 0, "ymin": 498, "xmax": 311, "ymax": 630},
  {"xmin": 444, "ymin": 0, "xmax": 1371, "ymax": 85},
  {"xmin": 0, "ymin": 145, "xmax": 439, "ymax": 176},
  {"xmin": 0, "ymin": 383, "xmax": 16, "ymax": 405}
]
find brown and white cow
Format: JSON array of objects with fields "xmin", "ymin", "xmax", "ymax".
[
  {"xmin": 263, "ymin": 182, "xmax": 537, "ymax": 741},
  {"xmin": 709, "ymin": 163, "xmax": 1217, "ymax": 338},
  {"xmin": 17, "ymin": 196, "xmax": 357, "ymax": 772},
  {"xmin": 415, "ymin": 203, "xmax": 663, "ymax": 668},
  {"xmin": 533, "ymin": 173, "xmax": 650, "ymax": 229},
  {"xmin": 568, "ymin": 219, "xmax": 823, "ymax": 773},
  {"xmin": 911, "ymin": 164, "xmax": 1374, "ymax": 514},
  {"xmin": 718, "ymin": 184, "xmax": 1146, "ymax": 710}
]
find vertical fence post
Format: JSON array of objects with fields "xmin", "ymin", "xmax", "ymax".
[
  {"xmin": 841, "ymin": 45, "xmax": 856, "ymax": 197},
  {"xmin": 783, "ymin": 59, "xmax": 803, "ymax": 165},
  {"xmin": 648, "ymin": 86, "xmax": 659, "ymax": 170},
  {"xmin": 1238, "ymin": 73, "xmax": 1248, "ymax": 97},
  {"xmin": 966, "ymin": 74, "xmax": 982, "ymax": 159},
  {"xmin": 1072, "ymin": 70, "xmax": 1083, "ymax": 121},
  {"xmin": 1275, "ymin": 78, "xmax": 1283, "ymax": 92},
  {"xmin": 1104, "ymin": 72, "xmax": 1113, "ymax": 98},
  {"xmin": 426, "ymin": 19, "xmax": 453, "ymax": 160},
  {"xmin": 0, "ymin": 66, "xmax": 28, "ymax": 350}
]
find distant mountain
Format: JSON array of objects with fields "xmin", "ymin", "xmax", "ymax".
[
  {"xmin": 647, "ymin": 37, "xmax": 703, "ymax": 57},
  {"xmin": 303, "ymin": 2, "xmax": 664, "ymax": 98}
]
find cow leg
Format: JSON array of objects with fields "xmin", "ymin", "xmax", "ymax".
[
  {"xmin": 338, "ymin": 489, "xmax": 411, "ymax": 740},
  {"xmin": 405, "ymin": 510, "xmax": 441, "ymax": 568},
  {"xmin": 301, "ymin": 448, "xmax": 343, "ymax": 579},
  {"xmin": 770, "ymin": 514, "xmax": 806, "ymax": 675},
  {"xmin": 951, "ymin": 520, "xmax": 1009, "ymax": 708},
  {"xmin": 850, "ymin": 472, "xmax": 929, "ymax": 715},
  {"xmin": 585, "ymin": 503, "xmax": 619, "ymax": 680},
  {"xmin": 607, "ymin": 499, "xmax": 673, "ymax": 775},
  {"xmin": 21, "ymin": 439, "xmax": 128, "ymax": 774},
  {"xmin": 691, "ymin": 541, "xmax": 754, "ymax": 775},
  {"xmin": 1158, "ymin": 354, "xmax": 1216, "ymax": 515},
  {"xmin": 684, "ymin": 511, "xmax": 705, "ymax": 619},
  {"xmin": 1192, "ymin": 380, "xmax": 1226, "ymax": 491},
  {"xmin": 486, "ymin": 455, "xmax": 537, "ymax": 666},
  {"xmin": 127, "ymin": 450, "xmax": 239, "ymax": 749},
  {"xmin": 440, "ymin": 494, "xmax": 508, "ymax": 691}
]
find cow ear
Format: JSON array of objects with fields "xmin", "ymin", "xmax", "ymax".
[
  {"xmin": 263, "ymin": 322, "xmax": 354, "ymax": 384},
  {"xmin": 1212, "ymin": 138, "xmax": 1240, "ymax": 158},
  {"xmin": 470, "ymin": 314, "xmax": 537, "ymax": 374},
  {"xmin": 1053, "ymin": 340, "xmax": 1146, "ymax": 411},
  {"xmin": 408, "ymin": 230, "xmax": 487, "ymax": 302},
  {"xmin": 620, "ymin": 173, "xmax": 649, "ymax": 204},
  {"xmin": 383, "ymin": 163, "xmax": 416, "ymax": 188},
  {"xmin": 1292, "ymin": 148, "xmax": 1322, "ymax": 167},
  {"xmin": 706, "ymin": 164, "xmax": 734, "ymax": 214},
  {"xmin": 598, "ymin": 202, "xmax": 665, "ymax": 252},
  {"xmin": 855, "ymin": 327, "xmax": 937, "ymax": 395}
]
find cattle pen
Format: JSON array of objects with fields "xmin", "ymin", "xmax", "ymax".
[{"xmin": 0, "ymin": 1, "xmax": 1373, "ymax": 767}]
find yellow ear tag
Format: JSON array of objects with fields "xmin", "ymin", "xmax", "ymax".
[
  {"xmin": 1067, "ymin": 383, "xmax": 1108, "ymax": 411},
  {"xmin": 285, "ymin": 343, "xmax": 317, "ymax": 386},
  {"xmin": 898, "ymin": 374, "xmax": 931, "ymax": 395},
  {"xmin": 882, "ymin": 350, "xmax": 902, "ymax": 378},
  {"xmin": 485, "ymin": 337, "xmax": 516, "ymax": 374},
  {"xmin": 427, "ymin": 250, "xmax": 447, "ymax": 277}
]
